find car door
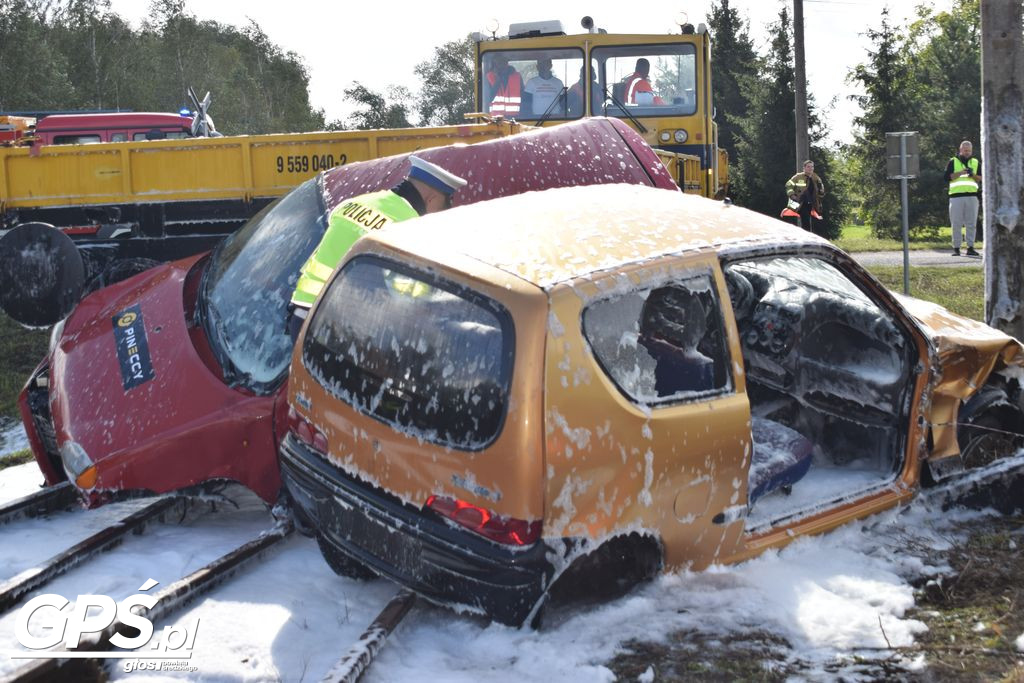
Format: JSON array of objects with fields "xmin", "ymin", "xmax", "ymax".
[{"xmin": 543, "ymin": 253, "xmax": 751, "ymax": 570}]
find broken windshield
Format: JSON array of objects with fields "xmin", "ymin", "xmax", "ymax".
[{"xmin": 202, "ymin": 177, "xmax": 327, "ymax": 392}]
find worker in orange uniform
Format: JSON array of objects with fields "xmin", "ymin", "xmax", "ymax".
[
  {"xmin": 622, "ymin": 58, "xmax": 664, "ymax": 106},
  {"xmin": 485, "ymin": 55, "xmax": 522, "ymax": 117}
]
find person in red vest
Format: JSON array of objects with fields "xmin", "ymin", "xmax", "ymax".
[
  {"xmin": 622, "ymin": 58, "xmax": 665, "ymax": 106},
  {"xmin": 485, "ymin": 55, "xmax": 522, "ymax": 117}
]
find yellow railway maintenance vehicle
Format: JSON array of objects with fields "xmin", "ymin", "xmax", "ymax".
[
  {"xmin": 0, "ymin": 119, "xmax": 526, "ymax": 269},
  {"xmin": 474, "ymin": 16, "xmax": 726, "ymax": 197}
]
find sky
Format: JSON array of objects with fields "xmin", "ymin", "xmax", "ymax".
[{"xmin": 103, "ymin": 1, "xmax": 951, "ymax": 143}]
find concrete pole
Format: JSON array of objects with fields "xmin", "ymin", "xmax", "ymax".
[
  {"xmin": 981, "ymin": 1, "xmax": 1024, "ymax": 337},
  {"xmin": 793, "ymin": 0, "xmax": 810, "ymax": 169}
]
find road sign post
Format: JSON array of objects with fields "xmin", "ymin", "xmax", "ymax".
[{"xmin": 886, "ymin": 131, "xmax": 919, "ymax": 294}]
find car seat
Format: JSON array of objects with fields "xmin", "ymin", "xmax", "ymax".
[
  {"xmin": 748, "ymin": 417, "xmax": 813, "ymax": 505},
  {"xmin": 638, "ymin": 286, "xmax": 715, "ymax": 396}
]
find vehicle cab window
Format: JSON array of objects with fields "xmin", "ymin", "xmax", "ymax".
[
  {"xmin": 593, "ymin": 44, "xmax": 697, "ymax": 117},
  {"xmin": 582, "ymin": 271, "xmax": 732, "ymax": 404},
  {"xmin": 52, "ymin": 134, "xmax": 101, "ymax": 145},
  {"xmin": 480, "ymin": 48, "xmax": 584, "ymax": 121}
]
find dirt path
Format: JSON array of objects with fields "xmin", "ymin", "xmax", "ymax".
[{"xmin": 851, "ymin": 248, "xmax": 984, "ymax": 268}]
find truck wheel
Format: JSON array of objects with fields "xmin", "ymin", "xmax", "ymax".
[
  {"xmin": 0, "ymin": 222, "xmax": 84, "ymax": 327},
  {"xmin": 315, "ymin": 533, "xmax": 377, "ymax": 580}
]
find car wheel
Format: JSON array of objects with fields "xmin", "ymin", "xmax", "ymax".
[
  {"xmin": 548, "ymin": 533, "xmax": 662, "ymax": 605},
  {"xmin": 315, "ymin": 533, "xmax": 377, "ymax": 580},
  {"xmin": 958, "ymin": 409, "xmax": 1024, "ymax": 470},
  {"xmin": 952, "ymin": 403, "xmax": 1024, "ymax": 513}
]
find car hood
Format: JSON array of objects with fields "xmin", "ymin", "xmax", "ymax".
[
  {"xmin": 49, "ymin": 255, "xmax": 279, "ymax": 499},
  {"xmin": 896, "ymin": 293, "xmax": 1024, "ymax": 396},
  {"xmin": 896, "ymin": 293, "xmax": 1024, "ymax": 461}
]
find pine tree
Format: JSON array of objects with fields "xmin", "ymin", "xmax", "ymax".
[
  {"xmin": 904, "ymin": 0, "xmax": 980, "ymax": 228},
  {"xmin": 732, "ymin": 7, "xmax": 796, "ymax": 218},
  {"xmin": 706, "ymin": 0, "xmax": 758, "ymax": 161},
  {"xmin": 849, "ymin": 8, "xmax": 915, "ymax": 238}
]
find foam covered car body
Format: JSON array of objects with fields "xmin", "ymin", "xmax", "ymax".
[{"xmin": 281, "ymin": 184, "xmax": 1024, "ymax": 626}]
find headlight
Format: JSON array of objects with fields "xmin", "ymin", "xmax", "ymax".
[
  {"xmin": 60, "ymin": 440, "xmax": 97, "ymax": 489},
  {"xmin": 674, "ymin": 130, "xmax": 688, "ymax": 143},
  {"xmin": 659, "ymin": 131, "xmax": 671, "ymax": 142},
  {"xmin": 48, "ymin": 318, "xmax": 66, "ymax": 354}
]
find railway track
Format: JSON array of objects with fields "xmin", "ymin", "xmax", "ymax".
[{"xmin": 0, "ymin": 485, "xmax": 417, "ymax": 683}]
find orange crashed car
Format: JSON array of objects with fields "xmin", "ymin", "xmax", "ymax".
[{"xmin": 280, "ymin": 184, "xmax": 1024, "ymax": 626}]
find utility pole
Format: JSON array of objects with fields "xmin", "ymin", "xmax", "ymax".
[
  {"xmin": 980, "ymin": 1, "xmax": 1024, "ymax": 338},
  {"xmin": 793, "ymin": 0, "xmax": 810, "ymax": 169}
]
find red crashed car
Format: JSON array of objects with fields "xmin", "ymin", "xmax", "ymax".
[{"xmin": 18, "ymin": 118, "xmax": 679, "ymax": 506}]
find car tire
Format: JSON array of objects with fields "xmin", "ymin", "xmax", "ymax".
[
  {"xmin": 547, "ymin": 533, "xmax": 663, "ymax": 606},
  {"xmin": 951, "ymin": 400, "xmax": 1024, "ymax": 513},
  {"xmin": 315, "ymin": 533, "xmax": 377, "ymax": 580},
  {"xmin": 957, "ymin": 405, "xmax": 1024, "ymax": 470}
]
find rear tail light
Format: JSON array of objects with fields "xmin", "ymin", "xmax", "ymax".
[
  {"xmin": 426, "ymin": 494, "xmax": 541, "ymax": 546},
  {"xmin": 287, "ymin": 406, "xmax": 328, "ymax": 454}
]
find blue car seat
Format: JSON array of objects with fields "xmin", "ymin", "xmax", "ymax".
[{"xmin": 748, "ymin": 417, "xmax": 813, "ymax": 505}]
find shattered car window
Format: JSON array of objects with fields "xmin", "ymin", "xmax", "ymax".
[
  {"xmin": 583, "ymin": 272, "xmax": 732, "ymax": 404},
  {"xmin": 203, "ymin": 177, "xmax": 327, "ymax": 391},
  {"xmin": 302, "ymin": 257, "xmax": 515, "ymax": 450}
]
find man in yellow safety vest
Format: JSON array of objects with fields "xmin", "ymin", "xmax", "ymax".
[
  {"xmin": 945, "ymin": 140, "xmax": 982, "ymax": 257},
  {"xmin": 288, "ymin": 155, "xmax": 467, "ymax": 337}
]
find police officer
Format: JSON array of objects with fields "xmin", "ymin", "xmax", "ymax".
[
  {"xmin": 288, "ymin": 155, "xmax": 466, "ymax": 337},
  {"xmin": 945, "ymin": 140, "xmax": 982, "ymax": 257}
]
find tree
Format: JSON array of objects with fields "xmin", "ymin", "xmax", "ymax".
[
  {"xmin": 0, "ymin": 0, "xmax": 74, "ymax": 110},
  {"xmin": 413, "ymin": 35, "xmax": 475, "ymax": 126},
  {"xmin": 903, "ymin": 0, "xmax": 981, "ymax": 229},
  {"xmin": 849, "ymin": 8, "xmax": 917, "ymax": 238},
  {"xmin": 51, "ymin": 0, "xmax": 135, "ymax": 109},
  {"xmin": 729, "ymin": 6, "xmax": 841, "ymax": 238},
  {"xmin": 343, "ymin": 82, "xmax": 413, "ymax": 130},
  {"xmin": 731, "ymin": 8, "xmax": 795, "ymax": 220},
  {"xmin": 706, "ymin": 0, "xmax": 758, "ymax": 160}
]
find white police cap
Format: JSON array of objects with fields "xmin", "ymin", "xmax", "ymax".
[{"xmin": 407, "ymin": 155, "xmax": 467, "ymax": 195}]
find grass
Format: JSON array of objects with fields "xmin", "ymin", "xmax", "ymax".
[
  {"xmin": 865, "ymin": 265, "xmax": 985, "ymax": 321},
  {"xmin": 0, "ymin": 449, "xmax": 32, "ymax": 471},
  {"xmin": 0, "ymin": 315, "xmax": 49, "ymax": 421},
  {"xmin": 835, "ymin": 224, "xmax": 981, "ymax": 254},
  {"xmin": 906, "ymin": 515, "xmax": 1024, "ymax": 682}
]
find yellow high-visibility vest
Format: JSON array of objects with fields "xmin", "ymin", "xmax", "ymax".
[
  {"xmin": 291, "ymin": 190, "xmax": 418, "ymax": 308},
  {"xmin": 949, "ymin": 157, "xmax": 980, "ymax": 196}
]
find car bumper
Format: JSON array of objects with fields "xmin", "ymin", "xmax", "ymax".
[{"xmin": 279, "ymin": 434, "xmax": 551, "ymax": 626}]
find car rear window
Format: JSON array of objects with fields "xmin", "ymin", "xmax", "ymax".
[{"xmin": 302, "ymin": 256, "xmax": 515, "ymax": 450}]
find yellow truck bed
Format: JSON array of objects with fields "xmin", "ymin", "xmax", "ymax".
[{"xmin": 0, "ymin": 120, "xmax": 526, "ymax": 212}]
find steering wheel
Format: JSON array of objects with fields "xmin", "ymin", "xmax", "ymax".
[{"xmin": 725, "ymin": 269, "xmax": 755, "ymax": 321}]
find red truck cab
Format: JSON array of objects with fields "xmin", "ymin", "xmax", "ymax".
[{"xmin": 33, "ymin": 112, "xmax": 194, "ymax": 145}]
